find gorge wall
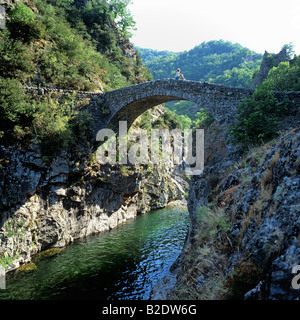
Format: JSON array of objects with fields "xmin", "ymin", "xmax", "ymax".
[
  {"xmin": 0, "ymin": 105, "xmax": 189, "ymax": 271},
  {"xmin": 154, "ymin": 127, "xmax": 300, "ymax": 300}
]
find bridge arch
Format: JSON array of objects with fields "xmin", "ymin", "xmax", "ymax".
[{"xmin": 103, "ymin": 79, "xmax": 255, "ymax": 132}]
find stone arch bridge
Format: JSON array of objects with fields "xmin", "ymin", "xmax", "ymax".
[{"xmin": 103, "ymin": 79, "xmax": 254, "ymax": 131}]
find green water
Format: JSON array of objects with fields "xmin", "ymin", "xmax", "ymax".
[{"xmin": 0, "ymin": 207, "xmax": 189, "ymax": 300}]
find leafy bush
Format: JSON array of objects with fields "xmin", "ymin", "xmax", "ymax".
[
  {"xmin": 33, "ymin": 99, "xmax": 74, "ymax": 155},
  {"xmin": 153, "ymin": 109, "xmax": 186, "ymax": 130},
  {"xmin": 68, "ymin": 110, "xmax": 95, "ymax": 144},
  {"xmin": 193, "ymin": 109, "xmax": 214, "ymax": 129},
  {"xmin": 227, "ymin": 87, "xmax": 289, "ymax": 147},
  {"xmin": 0, "ymin": 78, "xmax": 35, "ymax": 140},
  {"xmin": 0, "ymin": 29, "xmax": 35, "ymax": 80}
]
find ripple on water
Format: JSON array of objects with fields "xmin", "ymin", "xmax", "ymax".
[{"xmin": 0, "ymin": 207, "xmax": 189, "ymax": 300}]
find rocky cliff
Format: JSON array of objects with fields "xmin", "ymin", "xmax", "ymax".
[
  {"xmin": 252, "ymin": 48, "xmax": 289, "ymax": 88},
  {"xmin": 153, "ymin": 127, "xmax": 300, "ymax": 300}
]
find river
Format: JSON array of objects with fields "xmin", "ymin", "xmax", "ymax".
[{"xmin": 0, "ymin": 206, "xmax": 189, "ymax": 300}]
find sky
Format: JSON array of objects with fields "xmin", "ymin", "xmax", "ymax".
[{"xmin": 128, "ymin": 0, "xmax": 300, "ymax": 55}]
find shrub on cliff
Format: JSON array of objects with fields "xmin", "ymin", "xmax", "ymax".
[
  {"xmin": 261, "ymin": 57, "xmax": 300, "ymax": 92},
  {"xmin": 224, "ymin": 260, "xmax": 263, "ymax": 300},
  {"xmin": 228, "ymin": 87, "xmax": 288, "ymax": 148},
  {"xmin": 7, "ymin": 2, "xmax": 45, "ymax": 43}
]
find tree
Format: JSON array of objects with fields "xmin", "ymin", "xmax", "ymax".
[
  {"xmin": 281, "ymin": 42, "xmax": 295, "ymax": 59},
  {"xmin": 108, "ymin": 0, "xmax": 136, "ymax": 37}
]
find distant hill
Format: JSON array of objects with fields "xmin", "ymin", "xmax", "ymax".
[{"xmin": 136, "ymin": 40, "xmax": 262, "ymax": 88}]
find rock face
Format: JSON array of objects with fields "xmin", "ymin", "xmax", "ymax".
[
  {"xmin": 0, "ymin": 134, "xmax": 188, "ymax": 272},
  {"xmin": 252, "ymin": 48, "xmax": 289, "ymax": 88},
  {"xmin": 166, "ymin": 128, "xmax": 300, "ymax": 300}
]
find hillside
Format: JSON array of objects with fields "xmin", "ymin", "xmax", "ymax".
[
  {"xmin": 136, "ymin": 40, "xmax": 262, "ymax": 88},
  {"xmin": 0, "ymin": 0, "xmax": 154, "ymax": 151},
  {"xmin": 150, "ymin": 46, "xmax": 300, "ymax": 301},
  {"xmin": 0, "ymin": 0, "xmax": 151, "ymax": 92}
]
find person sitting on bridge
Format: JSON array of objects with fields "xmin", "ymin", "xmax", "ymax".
[{"xmin": 175, "ymin": 68, "xmax": 185, "ymax": 80}]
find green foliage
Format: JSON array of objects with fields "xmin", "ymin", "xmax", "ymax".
[
  {"xmin": 69, "ymin": 110, "xmax": 95, "ymax": 142},
  {"xmin": 0, "ymin": 77, "xmax": 95, "ymax": 155},
  {"xmin": 281, "ymin": 42, "xmax": 295, "ymax": 59},
  {"xmin": 108, "ymin": 0, "xmax": 136, "ymax": 37},
  {"xmin": 136, "ymin": 47, "xmax": 179, "ymax": 79},
  {"xmin": 0, "ymin": 255, "xmax": 16, "ymax": 269},
  {"xmin": 32, "ymin": 99, "xmax": 95, "ymax": 156},
  {"xmin": 47, "ymin": 0, "xmax": 75, "ymax": 7},
  {"xmin": 193, "ymin": 109, "xmax": 214, "ymax": 129},
  {"xmin": 168, "ymin": 100, "xmax": 195, "ymax": 118},
  {"xmin": 9, "ymin": 2, "xmax": 35, "ymax": 23},
  {"xmin": 228, "ymin": 87, "xmax": 289, "ymax": 147},
  {"xmin": 0, "ymin": 78, "xmax": 35, "ymax": 141},
  {"xmin": 137, "ymin": 110, "xmax": 152, "ymax": 131},
  {"xmin": 0, "ymin": 0, "xmax": 150, "ymax": 90},
  {"xmin": 168, "ymin": 101, "xmax": 214, "ymax": 130},
  {"xmin": 153, "ymin": 109, "xmax": 187, "ymax": 130},
  {"xmin": 135, "ymin": 47, "xmax": 175, "ymax": 64},
  {"xmin": 261, "ymin": 57, "xmax": 300, "ymax": 92},
  {"xmin": 33, "ymin": 99, "xmax": 74, "ymax": 155},
  {"xmin": 7, "ymin": 2, "xmax": 44, "ymax": 43},
  {"xmin": 0, "ymin": 29, "xmax": 35, "ymax": 80},
  {"xmin": 177, "ymin": 114, "xmax": 192, "ymax": 130}
]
